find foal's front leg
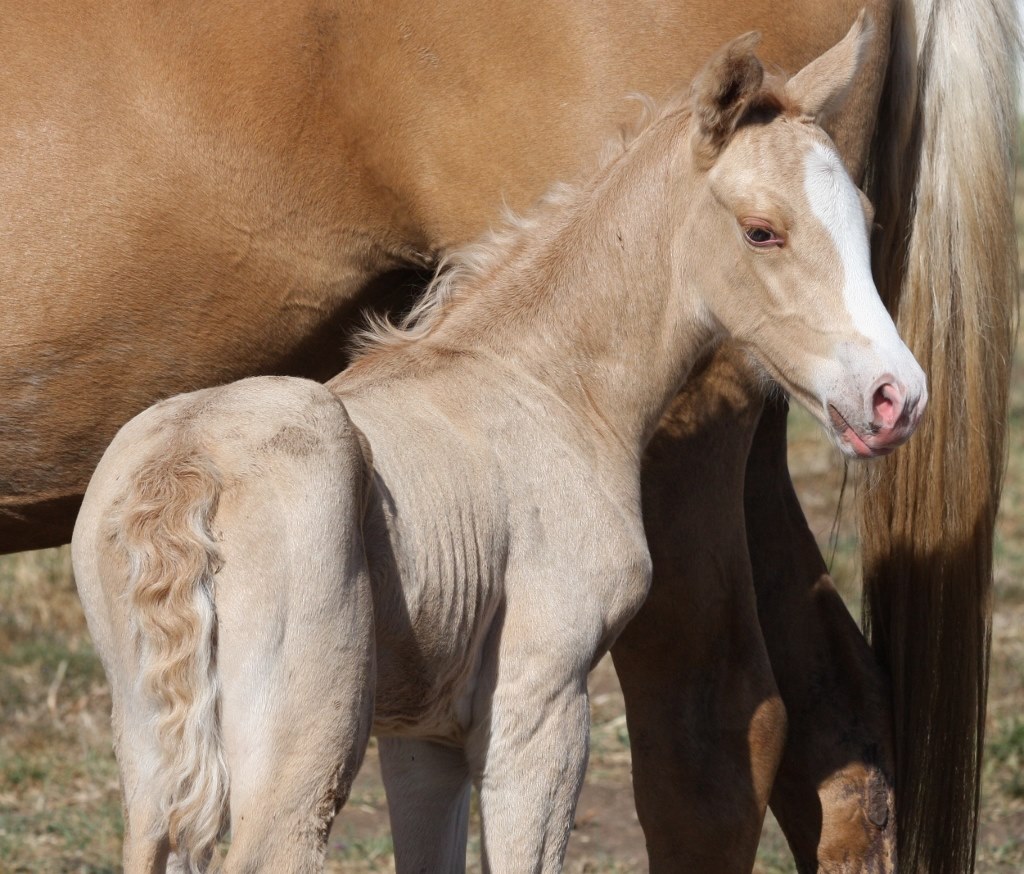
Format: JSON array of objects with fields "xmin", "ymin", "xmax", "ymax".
[{"xmin": 466, "ymin": 620, "xmax": 592, "ymax": 874}]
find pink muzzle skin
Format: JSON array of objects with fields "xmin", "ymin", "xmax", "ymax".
[{"xmin": 828, "ymin": 379, "xmax": 926, "ymax": 459}]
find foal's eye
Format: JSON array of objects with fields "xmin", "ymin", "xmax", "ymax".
[{"xmin": 743, "ymin": 225, "xmax": 783, "ymax": 248}]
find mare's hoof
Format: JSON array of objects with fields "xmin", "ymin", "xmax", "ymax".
[{"xmin": 817, "ymin": 763, "xmax": 896, "ymax": 874}]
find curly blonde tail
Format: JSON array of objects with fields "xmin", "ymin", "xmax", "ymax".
[{"xmin": 121, "ymin": 446, "xmax": 228, "ymax": 871}]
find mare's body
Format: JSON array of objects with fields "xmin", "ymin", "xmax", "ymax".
[{"xmin": 6, "ymin": 1, "xmax": 1018, "ymax": 870}]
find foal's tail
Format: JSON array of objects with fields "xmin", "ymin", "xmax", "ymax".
[
  {"xmin": 864, "ymin": 1, "xmax": 1019, "ymax": 872},
  {"xmin": 121, "ymin": 445, "xmax": 228, "ymax": 871}
]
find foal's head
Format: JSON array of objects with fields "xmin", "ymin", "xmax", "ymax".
[{"xmin": 683, "ymin": 13, "xmax": 926, "ymax": 458}]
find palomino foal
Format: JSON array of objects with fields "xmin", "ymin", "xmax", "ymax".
[{"xmin": 73, "ymin": 17, "xmax": 925, "ymax": 874}]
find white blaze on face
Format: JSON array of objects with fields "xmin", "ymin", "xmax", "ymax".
[
  {"xmin": 802, "ymin": 141, "xmax": 900, "ymax": 351},
  {"xmin": 800, "ymin": 139, "xmax": 928, "ymax": 427}
]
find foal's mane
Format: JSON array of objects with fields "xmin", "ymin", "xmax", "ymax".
[
  {"xmin": 349, "ymin": 76, "xmax": 790, "ymax": 365},
  {"xmin": 348, "ymin": 96, "xmax": 667, "ymax": 363}
]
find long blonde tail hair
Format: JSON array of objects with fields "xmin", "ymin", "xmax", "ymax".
[
  {"xmin": 863, "ymin": 0, "xmax": 1019, "ymax": 871},
  {"xmin": 121, "ymin": 446, "xmax": 229, "ymax": 871}
]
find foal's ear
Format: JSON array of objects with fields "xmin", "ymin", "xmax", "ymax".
[
  {"xmin": 785, "ymin": 10, "xmax": 873, "ymax": 122},
  {"xmin": 690, "ymin": 31, "xmax": 764, "ymax": 167}
]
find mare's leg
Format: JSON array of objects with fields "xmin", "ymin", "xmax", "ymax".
[
  {"xmin": 612, "ymin": 350, "xmax": 784, "ymax": 873},
  {"xmin": 747, "ymin": 397, "xmax": 895, "ymax": 870},
  {"xmin": 614, "ymin": 348, "xmax": 895, "ymax": 872},
  {"xmin": 379, "ymin": 737, "xmax": 471, "ymax": 874}
]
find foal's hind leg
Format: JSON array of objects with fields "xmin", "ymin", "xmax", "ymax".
[
  {"xmin": 115, "ymin": 704, "xmax": 175, "ymax": 873},
  {"xmin": 207, "ymin": 385, "xmax": 376, "ymax": 873},
  {"xmin": 79, "ymin": 581, "xmax": 194, "ymax": 874},
  {"xmin": 74, "ymin": 487, "xmax": 179, "ymax": 873},
  {"xmin": 379, "ymin": 737, "xmax": 471, "ymax": 874}
]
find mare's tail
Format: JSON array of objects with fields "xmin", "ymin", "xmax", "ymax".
[
  {"xmin": 120, "ymin": 445, "xmax": 229, "ymax": 871},
  {"xmin": 863, "ymin": 1, "xmax": 1019, "ymax": 871}
]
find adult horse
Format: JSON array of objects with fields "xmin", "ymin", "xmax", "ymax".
[{"xmin": 0, "ymin": 1, "xmax": 1016, "ymax": 872}]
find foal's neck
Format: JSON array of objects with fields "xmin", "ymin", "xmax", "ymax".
[
  {"xmin": 345, "ymin": 109, "xmax": 719, "ymax": 457},
  {"xmin": 439, "ymin": 112, "xmax": 717, "ymax": 455}
]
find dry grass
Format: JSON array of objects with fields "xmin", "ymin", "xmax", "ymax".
[{"xmin": 0, "ymin": 549, "xmax": 122, "ymax": 873}]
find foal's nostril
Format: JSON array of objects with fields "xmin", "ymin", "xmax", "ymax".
[{"xmin": 871, "ymin": 382, "xmax": 904, "ymax": 430}]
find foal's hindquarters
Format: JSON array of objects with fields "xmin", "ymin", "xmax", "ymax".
[{"xmin": 72, "ymin": 377, "xmax": 376, "ymax": 873}]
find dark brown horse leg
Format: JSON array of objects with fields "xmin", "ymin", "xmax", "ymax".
[
  {"xmin": 615, "ymin": 352, "xmax": 896, "ymax": 872},
  {"xmin": 613, "ymin": 350, "xmax": 786, "ymax": 873},
  {"xmin": 747, "ymin": 396, "xmax": 895, "ymax": 873}
]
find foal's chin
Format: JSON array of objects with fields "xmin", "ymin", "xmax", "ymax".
[
  {"xmin": 776, "ymin": 354, "xmax": 927, "ymax": 461},
  {"xmin": 830, "ymin": 424, "xmax": 899, "ymax": 460},
  {"xmin": 816, "ymin": 396, "xmax": 923, "ymax": 460},
  {"xmin": 779, "ymin": 384, "xmax": 923, "ymax": 461}
]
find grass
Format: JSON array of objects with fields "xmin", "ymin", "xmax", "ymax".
[
  {"xmin": 987, "ymin": 718, "xmax": 1024, "ymax": 800},
  {"xmin": 0, "ymin": 551, "xmax": 123, "ymax": 874}
]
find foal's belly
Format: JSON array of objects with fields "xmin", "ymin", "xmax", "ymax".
[
  {"xmin": 370, "ymin": 589, "xmax": 502, "ymax": 741},
  {"xmin": 367, "ymin": 533, "xmax": 507, "ymax": 741},
  {"xmin": 346, "ymin": 404, "xmax": 510, "ymax": 742}
]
